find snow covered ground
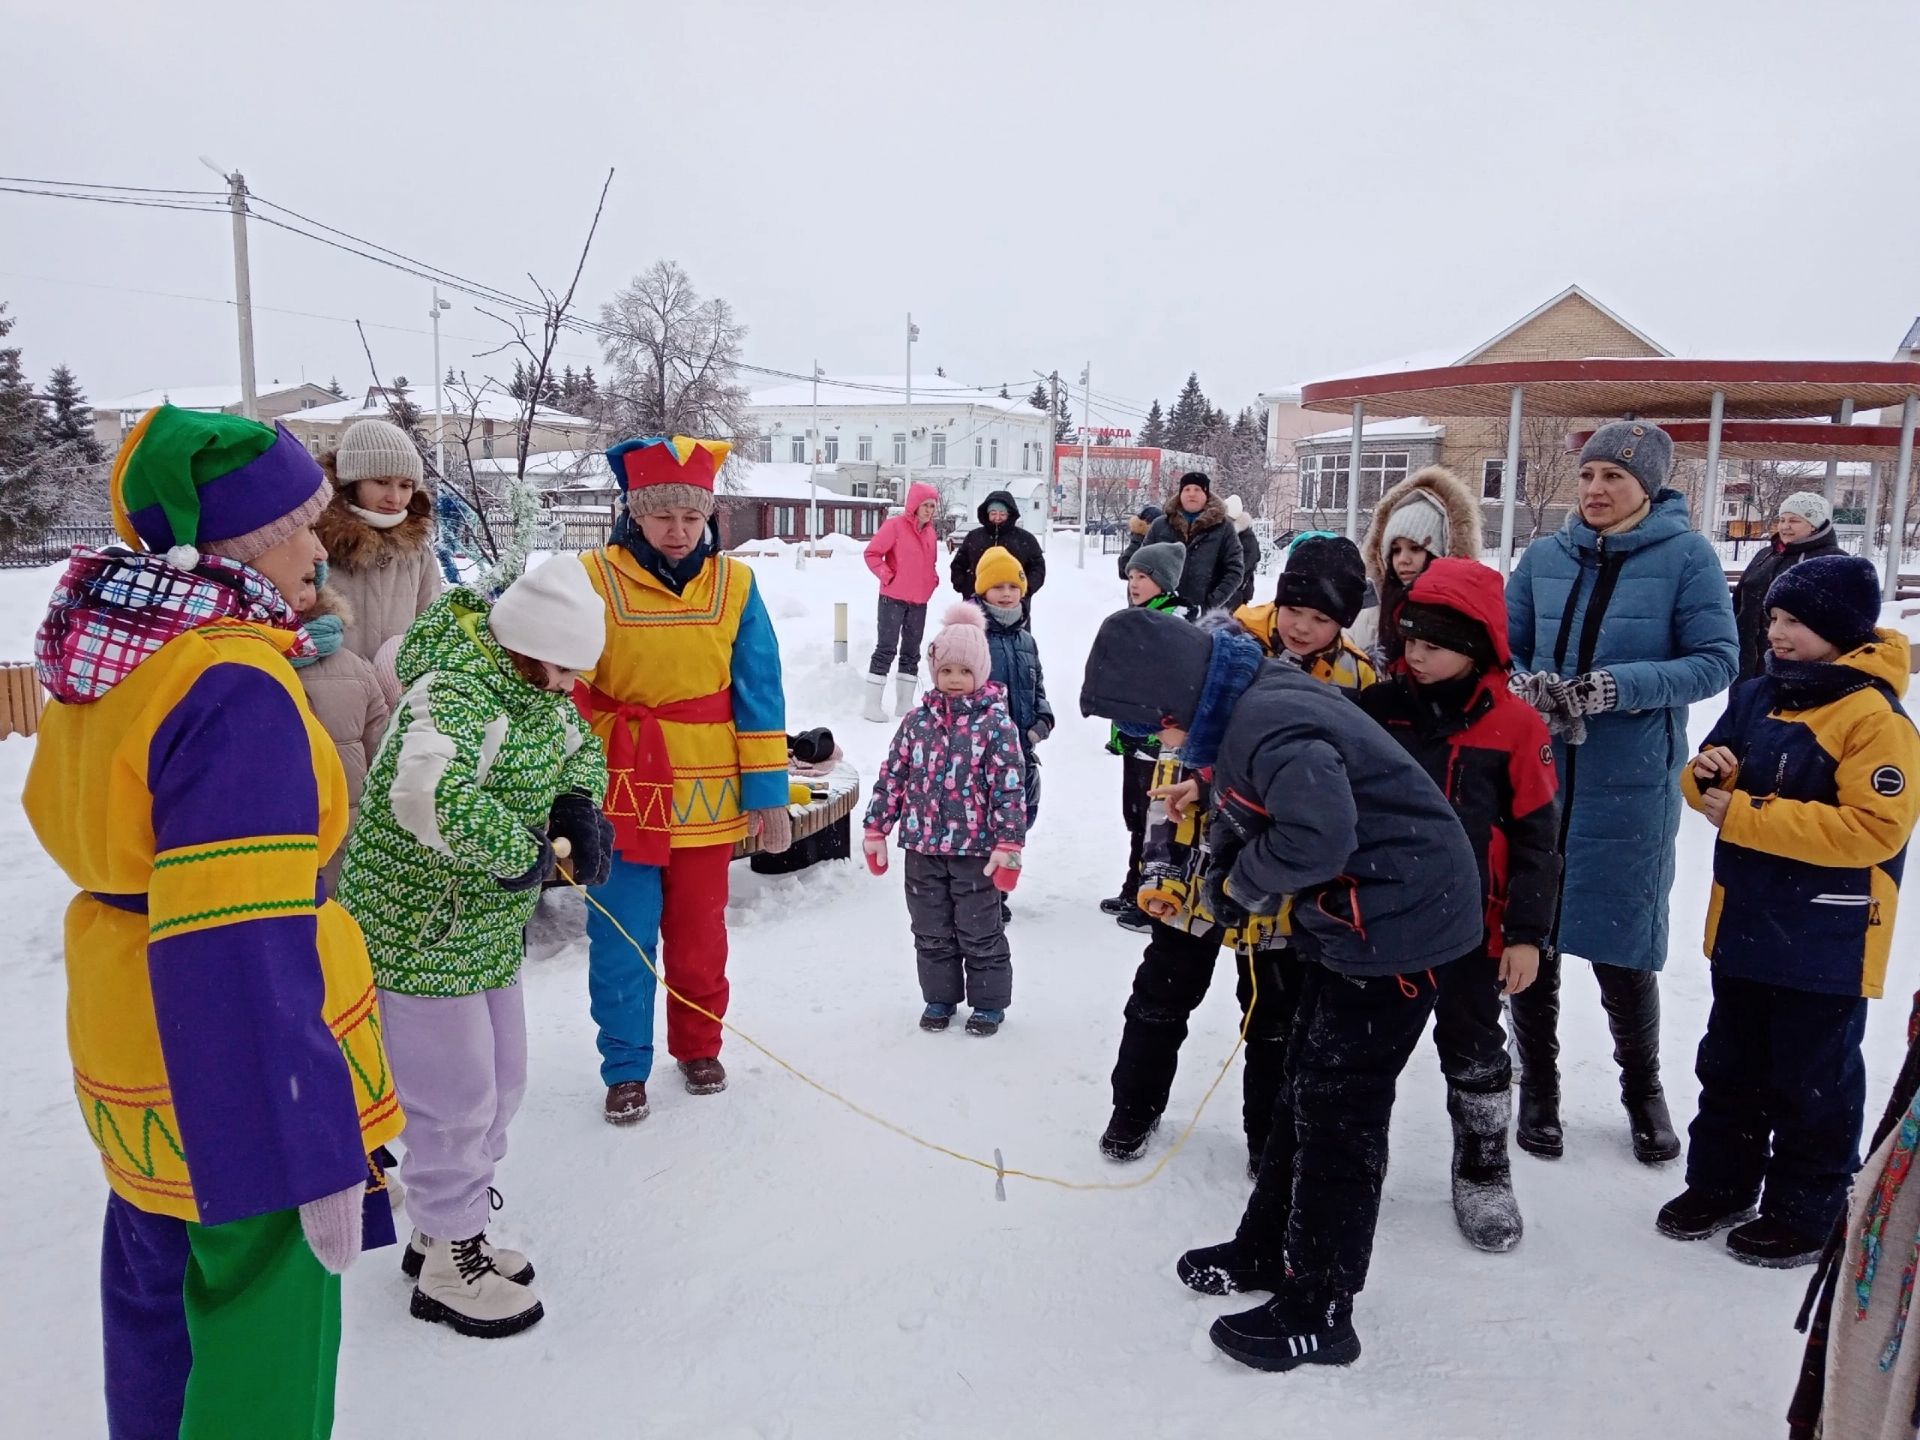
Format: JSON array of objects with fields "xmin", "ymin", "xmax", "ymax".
[{"xmin": 2, "ymin": 543, "xmax": 1917, "ymax": 1439}]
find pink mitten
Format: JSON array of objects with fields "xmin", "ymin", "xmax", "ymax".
[
  {"xmin": 984, "ymin": 844, "xmax": 1023, "ymax": 894},
  {"xmin": 862, "ymin": 829, "xmax": 889, "ymax": 875},
  {"xmin": 298, "ymin": 1181, "xmax": 365, "ymax": 1274}
]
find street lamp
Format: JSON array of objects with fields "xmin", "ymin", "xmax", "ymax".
[{"xmin": 430, "ymin": 290, "xmax": 452, "ymax": 481}]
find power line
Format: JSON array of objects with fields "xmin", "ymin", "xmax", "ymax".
[
  {"xmin": 0, "ymin": 175, "xmax": 226, "ymax": 197},
  {"xmin": 0, "ymin": 184, "xmax": 230, "ymax": 216}
]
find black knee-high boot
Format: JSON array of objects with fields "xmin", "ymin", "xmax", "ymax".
[
  {"xmin": 1509, "ymin": 949, "xmax": 1563, "ymax": 1158},
  {"xmin": 1593, "ymin": 962, "xmax": 1681, "ymax": 1165}
]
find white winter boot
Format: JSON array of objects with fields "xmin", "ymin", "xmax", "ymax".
[
  {"xmin": 862, "ymin": 671, "xmax": 890, "ymax": 723},
  {"xmin": 409, "ymin": 1234, "xmax": 544, "ymax": 1338},
  {"xmin": 402, "ymin": 1227, "xmax": 534, "ymax": 1285},
  {"xmin": 894, "ymin": 673, "xmax": 918, "ymax": 716}
]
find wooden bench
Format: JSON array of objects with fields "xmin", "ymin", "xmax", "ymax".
[{"xmin": 734, "ymin": 760, "xmax": 862, "ymax": 864}]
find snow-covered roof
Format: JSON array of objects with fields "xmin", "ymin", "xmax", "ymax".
[
  {"xmin": 469, "ymin": 449, "xmax": 607, "ymax": 483},
  {"xmin": 725, "ymin": 462, "xmax": 889, "ymax": 502},
  {"xmin": 748, "ymin": 375, "xmax": 1044, "ymax": 415},
  {"xmin": 1296, "ymin": 415, "xmax": 1445, "ymax": 444},
  {"xmin": 93, "ymin": 382, "xmax": 332, "ymax": 413},
  {"xmin": 284, "ymin": 389, "xmax": 594, "ymax": 428}
]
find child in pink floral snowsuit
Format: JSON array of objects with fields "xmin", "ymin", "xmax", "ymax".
[{"xmin": 863, "ymin": 604, "xmax": 1028, "ymax": 1036}]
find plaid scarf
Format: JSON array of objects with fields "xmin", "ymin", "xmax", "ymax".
[{"xmin": 36, "ymin": 547, "xmax": 314, "ymax": 703}]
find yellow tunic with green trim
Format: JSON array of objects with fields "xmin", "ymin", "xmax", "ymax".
[
  {"xmin": 25, "ymin": 622, "xmax": 403, "ymax": 1224},
  {"xmin": 581, "ymin": 546, "xmax": 789, "ymax": 853}
]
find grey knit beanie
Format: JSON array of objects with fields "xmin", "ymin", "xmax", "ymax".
[
  {"xmin": 1378, "ymin": 488, "xmax": 1449, "ymax": 558},
  {"xmin": 334, "ymin": 418, "xmax": 425, "ymax": 486},
  {"xmin": 1126, "ymin": 540, "xmax": 1187, "ymax": 597},
  {"xmin": 1577, "ymin": 420, "xmax": 1673, "ymax": 498}
]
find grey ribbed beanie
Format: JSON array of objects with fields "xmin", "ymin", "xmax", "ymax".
[{"xmin": 335, "ymin": 418, "xmax": 425, "ymax": 486}]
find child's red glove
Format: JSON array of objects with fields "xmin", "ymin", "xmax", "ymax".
[
  {"xmin": 984, "ymin": 843, "xmax": 1023, "ymax": 893},
  {"xmin": 862, "ymin": 829, "xmax": 889, "ymax": 875}
]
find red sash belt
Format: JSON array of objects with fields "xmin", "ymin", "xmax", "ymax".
[{"xmin": 576, "ymin": 683, "xmax": 735, "ymax": 866}]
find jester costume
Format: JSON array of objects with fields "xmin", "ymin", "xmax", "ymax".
[
  {"xmin": 23, "ymin": 406, "xmax": 404, "ymax": 1438},
  {"xmin": 578, "ymin": 437, "xmax": 788, "ymax": 1101}
]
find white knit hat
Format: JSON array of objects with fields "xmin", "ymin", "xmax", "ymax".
[
  {"xmin": 1379, "ymin": 488, "xmax": 1448, "ymax": 558},
  {"xmin": 335, "ymin": 418, "xmax": 425, "ymax": 486},
  {"xmin": 1223, "ymin": 493, "xmax": 1251, "ymax": 532},
  {"xmin": 488, "ymin": 556, "xmax": 606, "ymax": 670},
  {"xmin": 1778, "ymin": 491, "xmax": 1832, "ymax": 530}
]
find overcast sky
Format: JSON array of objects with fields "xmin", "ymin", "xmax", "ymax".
[{"xmin": 4, "ymin": 0, "xmax": 1917, "ymax": 432}]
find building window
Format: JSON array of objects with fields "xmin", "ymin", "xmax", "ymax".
[
  {"xmin": 752, "ymin": 435, "xmax": 773, "ymax": 463},
  {"xmin": 990, "ymin": 438, "xmax": 999, "ymax": 468},
  {"xmin": 824, "ymin": 435, "xmax": 839, "ymax": 463},
  {"xmin": 893, "ymin": 433, "xmax": 907, "ymax": 465},
  {"xmin": 930, "ymin": 432, "xmax": 947, "ymax": 467},
  {"xmin": 857, "ymin": 435, "xmax": 873, "ymax": 462},
  {"xmin": 1297, "ymin": 450, "xmax": 1411, "ymax": 511},
  {"xmin": 851, "ymin": 481, "xmax": 869, "ymax": 498},
  {"xmin": 1481, "ymin": 457, "xmax": 1528, "ymax": 501},
  {"xmin": 975, "ymin": 437, "xmax": 984, "ymax": 466},
  {"xmin": 790, "ymin": 435, "xmax": 807, "ymax": 463}
]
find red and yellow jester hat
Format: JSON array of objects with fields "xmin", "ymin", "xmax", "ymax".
[{"xmin": 604, "ymin": 436, "xmax": 730, "ymax": 518}]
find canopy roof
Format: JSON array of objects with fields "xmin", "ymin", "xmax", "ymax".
[{"xmin": 1301, "ymin": 359, "xmax": 1920, "ymax": 420}]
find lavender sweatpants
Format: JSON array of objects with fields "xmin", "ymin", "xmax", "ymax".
[{"xmin": 378, "ymin": 984, "xmax": 528, "ymax": 1242}]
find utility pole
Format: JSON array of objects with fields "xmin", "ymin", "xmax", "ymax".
[
  {"xmin": 800, "ymin": 360, "xmax": 822, "ymax": 571},
  {"xmin": 203, "ymin": 161, "xmax": 258, "ymax": 420},
  {"xmin": 904, "ymin": 314, "xmax": 919, "ymax": 496},
  {"xmin": 430, "ymin": 289, "xmax": 451, "ymax": 482},
  {"xmin": 1047, "ymin": 369, "xmax": 1062, "ymax": 552},
  {"xmin": 1078, "ymin": 362, "xmax": 1092, "ymax": 569}
]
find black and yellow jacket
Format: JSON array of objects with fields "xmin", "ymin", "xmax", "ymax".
[{"xmin": 1684, "ymin": 630, "xmax": 1920, "ymax": 999}]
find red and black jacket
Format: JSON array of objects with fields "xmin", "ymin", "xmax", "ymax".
[{"xmin": 1356, "ymin": 558, "xmax": 1562, "ymax": 955}]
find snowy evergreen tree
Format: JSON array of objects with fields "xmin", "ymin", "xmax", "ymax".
[
  {"xmin": 326, "ymin": 375, "xmax": 346, "ymax": 399},
  {"xmin": 0, "ymin": 305, "xmax": 60, "ymax": 549},
  {"xmin": 38, "ymin": 364, "xmax": 105, "ymax": 463},
  {"xmin": 999, "ymin": 383, "xmax": 1010, "ymax": 399},
  {"xmin": 1054, "ymin": 387, "xmax": 1074, "ymax": 444},
  {"xmin": 1139, "ymin": 399, "xmax": 1167, "ymax": 448},
  {"xmin": 1166, "ymin": 373, "xmax": 1211, "ymax": 450},
  {"xmin": 1026, "ymin": 382, "xmax": 1052, "ymax": 416},
  {"xmin": 382, "ymin": 378, "xmax": 435, "ymax": 477}
]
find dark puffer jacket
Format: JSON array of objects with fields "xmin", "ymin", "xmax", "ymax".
[
  {"xmin": 1144, "ymin": 495, "xmax": 1245, "ymax": 612},
  {"xmin": 950, "ymin": 490, "xmax": 1047, "ymax": 600},
  {"xmin": 1731, "ymin": 523, "xmax": 1844, "ymax": 680},
  {"xmin": 1210, "ymin": 663, "xmax": 1482, "ymax": 977},
  {"xmin": 977, "ymin": 601, "xmax": 1053, "ymax": 747}
]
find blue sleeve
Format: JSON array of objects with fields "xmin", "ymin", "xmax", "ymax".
[
  {"xmin": 731, "ymin": 567, "xmax": 791, "ymax": 812},
  {"xmin": 1608, "ymin": 536, "xmax": 1739, "ymax": 711},
  {"xmin": 1506, "ymin": 545, "xmax": 1537, "ymax": 670}
]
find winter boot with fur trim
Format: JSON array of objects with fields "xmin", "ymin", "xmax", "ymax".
[
  {"xmin": 409, "ymin": 1235, "xmax": 544, "ymax": 1339},
  {"xmin": 1448, "ymin": 1086, "xmax": 1523, "ymax": 1253},
  {"xmin": 862, "ymin": 672, "xmax": 889, "ymax": 723}
]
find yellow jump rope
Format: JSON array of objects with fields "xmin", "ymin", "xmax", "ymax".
[{"xmin": 550, "ymin": 838, "xmax": 1259, "ymax": 1199}]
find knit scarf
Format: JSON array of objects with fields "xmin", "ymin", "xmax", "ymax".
[
  {"xmin": 36, "ymin": 547, "xmax": 314, "ymax": 703},
  {"xmin": 290, "ymin": 613, "xmax": 345, "ymax": 670},
  {"xmin": 1765, "ymin": 653, "xmax": 1875, "ymax": 710},
  {"xmin": 348, "ymin": 502, "xmax": 410, "ymax": 531},
  {"xmin": 1177, "ymin": 623, "xmax": 1265, "ymax": 770},
  {"xmin": 982, "ymin": 601, "xmax": 1025, "ymax": 629}
]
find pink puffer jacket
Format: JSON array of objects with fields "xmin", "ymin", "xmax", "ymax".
[{"xmin": 864, "ymin": 481, "xmax": 942, "ymax": 603}]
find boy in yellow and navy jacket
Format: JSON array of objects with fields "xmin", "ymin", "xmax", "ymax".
[
  {"xmin": 1234, "ymin": 533, "xmax": 1377, "ymax": 694},
  {"xmin": 1660, "ymin": 556, "xmax": 1920, "ymax": 1269},
  {"xmin": 23, "ymin": 405, "xmax": 403, "ymax": 1438}
]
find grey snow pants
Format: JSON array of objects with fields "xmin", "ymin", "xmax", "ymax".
[{"xmin": 903, "ymin": 849, "xmax": 1011, "ymax": 1010}]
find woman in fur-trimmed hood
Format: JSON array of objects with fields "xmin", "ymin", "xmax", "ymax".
[
  {"xmin": 1351, "ymin": 464, "xmax": 1481, "ymax": 664},
  {"xmin": 312, "ymin": 419, "xmax": 442, "ymax": 661}
]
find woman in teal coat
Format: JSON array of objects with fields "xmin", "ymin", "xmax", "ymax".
[{"xmin": 1505, "ymin": 420, "xmax": 1737, "ymax": 1166}]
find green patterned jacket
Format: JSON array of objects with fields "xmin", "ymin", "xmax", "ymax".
[{"xmin": 339, "ymin": 587, "xmax": 607, "ymax": 996}]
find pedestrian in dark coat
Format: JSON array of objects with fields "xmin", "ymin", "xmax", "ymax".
[
  {"xmin": 1358, "ymin": 557, "xmax": 1561, "ymax": 1253},
  {"xmin": 970, "ymin": 546, "xmax": 1052, "ymax": 827},
  {"xmin": 1142, "ymin": 472, "xmax": 1245, "ymax": 612},
  {"xmin": 950, "ymin": 489, "xmax": 1046, "ymax": 604},
  {"xmin": 1730, "ymin": 491, "xmax": 1844, "ymax": 681},
  {"xmin": 1080, "ymin": 605, "xmax": 1481, "ymax": 1374},
  {"xmin": 1505, "ymin": 419, "xmax": 1738, "ymax": 1167},
  {"xmin": 1225, "ymin": 494, "xmax": 1262, "ymax": 610},
  {"xmin": 1116, "ymin": 503, "xmax": 1162, "ymax": 580}
]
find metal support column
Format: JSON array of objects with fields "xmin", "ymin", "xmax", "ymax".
[
  {"xmin": 1700, "ymin": 390, "xmax": 1727, "ymax": 542},
  {"xmin": 1499, "ymin": 385, "xmax": 1523, "ymax": 576},
  {"xmin": 1823, "ymin": 399, "xmax": 1854, "ymax": 506},
  {"xmin": 1345, "ymin": 401, "xmax": 1364, "ymax": 540},
  {"xmin": 1884, "ymin": 393, "xmax": 1917, "ymax": 601}
]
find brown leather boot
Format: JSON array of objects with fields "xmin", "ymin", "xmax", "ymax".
[
  {"xmin": 679, "ymin": 1057, "xmax": 728, "ymax": 1095},
  {"xmin": 603, "ymin": 1081, "xmax": 650, "ymax": 1125}
]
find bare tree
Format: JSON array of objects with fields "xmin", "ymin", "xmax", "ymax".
[
  {"xmin": 596, "ymin": 260, "xmax": 754, "ymax": 479},
  {"xmin": 1480, "ymin": 413, "xmax": 1582, "ymax": 542}
]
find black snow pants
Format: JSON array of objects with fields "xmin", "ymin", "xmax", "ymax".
[
  {"xmin": 869, "ymin": 596, "xmax": 929, "ymax": 677},
  {"xmin": 1108, "ymin": 920, "xmax": 1293, "ymax": 1164},
  {"xmin": 1236, "ymin": 957, "xmax": 1442, "ymax": 1299},
  {"xmin": 1117, "ymin": 752, "xmax": 1156, "ymax": 900},
  {"xmin": 1432, "ymin": 950, "xmax": 1510, "ymax": 1094}
]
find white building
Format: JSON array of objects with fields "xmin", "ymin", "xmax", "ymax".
[
  {"xmin": 92, "ymin": 382, "xmax": 339, "ymax": 453},
  {"xmin": 744, "ymin": 375, "xmax": 1053, "ymax": 528}
]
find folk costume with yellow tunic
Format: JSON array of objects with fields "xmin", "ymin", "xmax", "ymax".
[{"xmin": 579, "ymin": 437, "xmax": 788, "ymax": 1104}]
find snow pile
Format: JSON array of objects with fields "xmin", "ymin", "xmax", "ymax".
[{"xmin": 0, "ymin": 552, "xmax": 1910, "ymax": 1438}]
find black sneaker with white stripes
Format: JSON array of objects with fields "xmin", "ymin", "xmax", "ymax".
[{"xmin": 1208, "ymin": 1287, "xmax": 1361, "ymax": 1372}]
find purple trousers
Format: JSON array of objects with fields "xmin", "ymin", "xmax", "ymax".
[{"xmin": 378, "ymin": 984, "xmax": 527, "ymax": 1242}]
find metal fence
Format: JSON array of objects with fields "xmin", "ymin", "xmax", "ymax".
[{"xmin": 0, "ymin": 524, "xmax": 118, "ymax": 569}]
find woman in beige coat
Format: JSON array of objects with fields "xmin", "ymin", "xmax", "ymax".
[
  {"xmin": 314, "ymin": 417, "xmax": 442, "ymax": 660},
  {"xmin": 292, "ymin": 580, "xmax": 392, "ymax": 891}
]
